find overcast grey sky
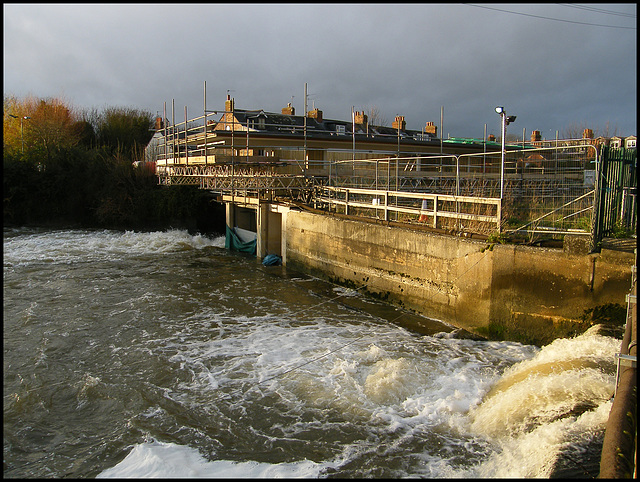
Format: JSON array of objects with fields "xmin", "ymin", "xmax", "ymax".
[{"xmin": 3, "ymin": 3, "xmax": 636, "ymax": 139}]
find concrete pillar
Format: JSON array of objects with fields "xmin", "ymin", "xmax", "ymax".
[
  {"xmin": 280, "ymin": 209, "xmax": 287, "ymax": 266},
  {"xmin": 257, "ymin": 203, "xmax": 268, "ymax": 259},
  {"xmin": 225, "ymin": 202, "xmax": 234, "ymax": 230}
]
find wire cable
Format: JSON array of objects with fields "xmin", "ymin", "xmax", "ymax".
[
  {"xmin": 464, "ymin": 4, "xmax": 636, "ymax": 29},
  {"xmin": 558, "ymin": 4, "xmax": 636, "ymax": 19}
]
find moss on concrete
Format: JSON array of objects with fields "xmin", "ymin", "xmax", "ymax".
[{"xmin": 475, "ymin": 302, "xmax": 627, "ymax": 346}]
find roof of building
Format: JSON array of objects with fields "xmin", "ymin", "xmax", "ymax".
[
  {"xmin": 443, "ymin": 136, "xmax": 525, "ymax": 149},
  {"xmin": 225, "ymin": 108, "xmax": 438, "ymax": 142}
]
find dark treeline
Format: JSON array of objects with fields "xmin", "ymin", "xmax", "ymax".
[{"xmin": 3, "ymin": 95, "xmax": 225, "ymax": 234}]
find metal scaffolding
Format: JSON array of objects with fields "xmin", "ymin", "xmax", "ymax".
[{"xmin": 148, "ymin": 102, "xmax": 635, "ymax": 241}]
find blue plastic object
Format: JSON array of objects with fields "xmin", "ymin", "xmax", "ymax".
[{"xmin": 262, "ymin": 254, "xmax": 282, "ymax": 266}]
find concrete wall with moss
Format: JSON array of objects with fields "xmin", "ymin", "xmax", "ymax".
[{"xmin": 284, "ymin": 210, "xmax": 633, "ymax": 344}]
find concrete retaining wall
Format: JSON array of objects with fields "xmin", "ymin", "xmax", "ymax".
[{"xmin": 284, "ymin": 209, "xmax": 633, "ymax": 342}]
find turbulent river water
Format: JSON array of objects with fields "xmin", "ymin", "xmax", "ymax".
[{"xmin": 3, "ymin": 227, "xmax": 619, "ymax": 478}]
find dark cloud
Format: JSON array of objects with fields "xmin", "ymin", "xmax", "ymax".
[{"xmin": 4, "ymin": 3, "xmax": 636, "ymax": 138}]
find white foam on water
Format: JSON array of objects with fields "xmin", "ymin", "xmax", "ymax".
[
  {"xmin": 470, "ymin": 333, "xmax": 618, "ymax": 437},
  {"xmin": 467, "ymin": 399, "xmax": 613, "ymax": 478},
  {"xmin": 38, "ymin": 229, "xmax": 618, "ymax": 477},
  {"xmin": 95, "ymin": 327, "xmax": 618, "ymax": 478},
  {"xmin": 331, "ymin": 286, "xmax": 359, "ymax": 297},
  {"xmin": 97, "ymin": 439, "xmax": 337, "ymax": 478},
  {"xmin": 3, "ymin": 229, "xmax": 225, "ymax": 267},
  {"xmin": 456, "ymin": 332, "xmax": 619, "ymax": 478}
]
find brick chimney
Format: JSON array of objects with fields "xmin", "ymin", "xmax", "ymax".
[
  {"xmin": 354, "ymin": 111, "xmax": 368, "ymax": 126},
  {"xmin": 531, "ymin": 130, "xmax": 541, "ymax": 143},
  {"xmin": 225, "ymin": 94, "xmax": 234, "ymax": 112},
  {"xmin": 307, "ymin": 108, "xmax": 323, "ymax": 122},
  {"xmin": 392, "ymin": 115, "xmax": 406, "ymax": 130},
  {"xmin": 282, "ymin": 103, "xmax": 295, "ymax": 115},
  {"xmin": 424, "ymin": 121, "xmax": 437, "ymax": 136},
  {"xmin": 488, "ymin": 134, "xmax": 496, "ymax": 142},
  {"xmin": 582, "ymin": 128, "xmax": 593, "ymax": 139},
  {"xmin": 154, "ymin": 116, "xmax": 164, "ymax": 130}
]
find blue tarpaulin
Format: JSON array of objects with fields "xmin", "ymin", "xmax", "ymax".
[
  {"xmin": 225, "ymin": 226, "xmax": 257, "ymax": 254},
  {"xmin": 262, "ymin": 254, "xmax": 282, "ymax": 266}
]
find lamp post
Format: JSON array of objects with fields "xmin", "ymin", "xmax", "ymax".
[
  {"xmin": 494, "ymin": 106, "xmax": 516, "ymax": 199},
  {"xmin": 9, "ymin": 114, "xmax": 31, "ymax": 153}
]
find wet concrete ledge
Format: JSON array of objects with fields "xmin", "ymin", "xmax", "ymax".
[{"xmin": 284, "ymin": 210, "xmax": 635, "ymax": 345}]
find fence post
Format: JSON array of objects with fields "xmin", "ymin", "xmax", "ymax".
[
  {"xmin": 591, "ymin": 146, "xmax": 604, "ymax": 252},
  {"xmin": 433, "ymin": 195, "xmax": 438, "ymax": 229},
  {"xmin": 384, "ymin": 191, "xmax": 389, "ymax": 221},
  {"xmin": 456, "ymin": 155, "xmax": 460, "ymax": 196},
  {"xmin": 345, "ymin": 189, "xmax": 349, "ymax": 216}
]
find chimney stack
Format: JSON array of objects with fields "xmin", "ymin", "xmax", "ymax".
[
  {"xmin": 488, "ymin": 134, "xmax": 496, "ymax": 142},
  {"xmin": 582, "ymin": 128, "xmax": 593, "ymax": 139},
  {"xmin": 424, "ymin": 121, "xmax": 437, "ymax": 136},
  {"xmin": 154, "ymin": 116, "xmax": 164, "ymax": 130},
  {"xmin": 354, "ymin": 111, "xmax": 368, "ymax": 126},
  {"xmin": 392, "ymin": 115, "xmax": 406, "ymax": 130},
  {"xmin": 307, "ymin": 108, "xmax": 323, "ymax": 122},
  {"xmin": 282, "ymin": 103, "xmax": 295, "ymax": 115},
  {"xmin": 225, "ymin": 94, "xmax": 234, "ymax": 112},
  {"xmin": 531, "ymin": 130, "xmax": 542, "ymax": 144}
]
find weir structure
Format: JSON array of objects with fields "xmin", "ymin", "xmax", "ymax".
[
  {"xmin": 145, "ymin": 92, "xmax": 636, "ymax": 339},
  {"xmin": 147, "ymin": 88, "xmax": 637, "ymax": 476}
]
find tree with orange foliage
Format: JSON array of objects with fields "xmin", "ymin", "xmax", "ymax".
[
  {"xmin": 25, "ymin": 97, "xmax": 82, "ymax": 162},
  {"xmin": 3, "ymin": 95, "xmax": 85, "ymax": 162},
  {"xmin": 3, "ymin": 95, "xmax": 31, "ymax": 156}
]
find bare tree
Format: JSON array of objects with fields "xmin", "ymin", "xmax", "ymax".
[
  {"xmin": 562, "ymin": 121, "xmax": 619, "ymax": 140},
  {"xmin": 365, "ymin": 105, "xmax": 388, "ymax": 127},
  {"xmin": 594, "ymin": 121, "xmax": 618, "ymax": 139}
]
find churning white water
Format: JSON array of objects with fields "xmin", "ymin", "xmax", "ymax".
[{"xmin": 3, "ymin": 228, "xmax": 618, "ymax": 478}]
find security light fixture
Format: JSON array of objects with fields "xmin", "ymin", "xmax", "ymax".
[
  {"xmin": 494, "ymin": 106, "xmax": 516, "ymax": 200},
  {"xmin": 8, "ymin": 114, "xmax": 31, "ymax": 153}
]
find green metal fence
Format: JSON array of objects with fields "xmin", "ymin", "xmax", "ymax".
[{"xmin": 592, "ymin": 146, "xmax": 637, "ymax": 248}]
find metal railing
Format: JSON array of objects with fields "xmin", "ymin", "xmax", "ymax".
[
  {"xmin": 321, "ymin": 146, "xmax": 598, "ymax": 237},
  {"xmin": 316, "ymin": 186, "xmax": 501, "ymax": 231}
]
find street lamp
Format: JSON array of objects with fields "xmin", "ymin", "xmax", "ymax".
[
  {"xmin": 9, "ymin": 114, "xmax": 31, "ymax": 153},
  {"xmin": 494, "ymin": 106, "xmax": 516, "ymax": 199}
]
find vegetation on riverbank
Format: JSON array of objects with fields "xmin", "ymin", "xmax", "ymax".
[{"xmin": 3, "ymin": 95, "xmax": 224, "ymax": 233}]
